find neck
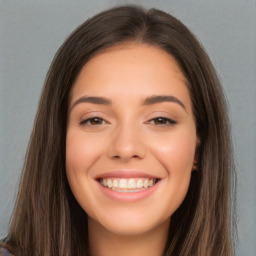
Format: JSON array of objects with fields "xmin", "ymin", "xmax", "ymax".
[{"xmin": 88, "ymin": 218, "xmax": 170, "ymax": 256}]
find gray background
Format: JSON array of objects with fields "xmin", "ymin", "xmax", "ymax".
[{"xmin": 0, "ymin": 0, "xmax": 255, "ymax": 255}]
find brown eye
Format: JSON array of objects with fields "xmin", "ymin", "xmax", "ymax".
[
  {"xmin": 147, "ymin": 117, "xmax": 176, "ymax": 126},
  {"xmin": 80, "ymin": 117, "xmax": 106, "ymax": 126}
]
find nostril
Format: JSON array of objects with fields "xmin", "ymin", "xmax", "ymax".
[
  {"xmin": 107, "ymin": 133, "xmax": 147, "ymax": 160},
  {"xmin": 111, "ymin": 154, "xmax": 140, "ymax": 160}
]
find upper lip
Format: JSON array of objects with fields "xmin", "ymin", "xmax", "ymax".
[{"xmin": 95, "ymin": 170, "xmax": 159, "ymax": 179}]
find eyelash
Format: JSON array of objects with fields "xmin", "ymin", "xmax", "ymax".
[
  {"xmin": 146, "ymin": 117, "xmax": 177, "ymax": 126},
  {"xmin": 79, "ymin": 116, "xmax": 176, "ymax": 126},
  {"xmin": 80, "ymin": 117, "xmax": 107, "ymax": 126}
]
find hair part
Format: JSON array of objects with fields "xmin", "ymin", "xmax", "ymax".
[{"xmin": 2, "ymin": 5, "xmax": 236, "ymax": 256}]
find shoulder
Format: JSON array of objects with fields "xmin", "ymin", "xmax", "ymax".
[{"xmin": 0, "ymin": 247, "xmax": 14, "ymax": 256}]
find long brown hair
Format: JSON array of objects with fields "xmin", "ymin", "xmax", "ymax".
[{"xmin": 2, "ymin": 5, "xmax": 236, "ymax": 256}]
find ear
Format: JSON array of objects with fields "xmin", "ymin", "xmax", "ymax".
[{"xmin": 192, "ymin": 160, "xmax": 197, "ymax": 171}]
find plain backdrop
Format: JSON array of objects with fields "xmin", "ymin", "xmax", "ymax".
[{"xmin": 0, "ymin": 0, "xmax": 255, "ymax": 255}]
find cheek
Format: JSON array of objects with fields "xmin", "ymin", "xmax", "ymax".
[
  {"xmin": 65, "ymin": 131, "xmax": 101, "ymax": 214},
  {"xmin": 150, "ymin": 129, "xmax": 197, "ymax": 174},
  {"xmin": 66, "ymin": 131, "xmax": 102, "ymax": 172},
  {"xmin": 149, "ymin": 129, "xmax": 197, "ymax": 215}
]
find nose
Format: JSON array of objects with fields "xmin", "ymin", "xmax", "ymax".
[{"xmin": 108, "ymin": 123, "xmax": 146, "ymax": 161}]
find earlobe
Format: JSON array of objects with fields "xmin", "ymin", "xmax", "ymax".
[{"xmin": 192, "ymin": 159, "xmax": 198, "ymax": 171}]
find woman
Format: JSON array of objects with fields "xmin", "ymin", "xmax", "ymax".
[{"xmin": 0, "ymin": 5, "xmax": 236, "ymax": 256}]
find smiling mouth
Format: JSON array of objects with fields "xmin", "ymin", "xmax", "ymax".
[{"xmin": 98, "ymin": 178, "xmax": 159, "ymax": 192}]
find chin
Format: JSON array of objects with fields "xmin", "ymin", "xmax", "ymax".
[{"xmin": 88, "ymin": 207, "xmax": 171, "ymax": 237}]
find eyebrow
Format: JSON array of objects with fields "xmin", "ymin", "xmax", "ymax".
[
  {"xmin": 70, "ymin": 95, "xmax": 187, "ymax": 112},
  {"xmin": 143, "ymin": 95, "xmax": 187, "ymax": 112},
  {"xmin": 70, "ymin": 96, "xmax": 112, "ymax": 111}
]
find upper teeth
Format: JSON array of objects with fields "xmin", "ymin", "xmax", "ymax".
[{"xmin": 100, "ymin": 178, "xmax": 156, "ymax": 190}]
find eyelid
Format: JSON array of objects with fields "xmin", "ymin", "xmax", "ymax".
[
  {"xmin": 79, "ymin": 117, "xmax": 106, "ymax": 125},
  {"xmin": 79, "ymin": 112, "xmax": 110, "ymax": 126},
  {"xmin": 79, "ymin": 110, "xmax": 108, "ymax": 120},
  {"xmin": 146, "ymin": 116, "xmax": 177, "ymax": 126},
  {"xmin": 78, "ymin": 111, "xmax": 177, "ymax": 127},
  {"xmin": 145, "ymin": 111, "xmax": 178, "ymax": 124}
]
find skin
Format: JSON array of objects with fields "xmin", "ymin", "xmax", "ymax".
[{"xmin": 66, "ymin": 43, "xmax": 198, "ymax": 256}]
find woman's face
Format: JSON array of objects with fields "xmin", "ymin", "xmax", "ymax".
[{"xmin": 66, "ymin": 43, "xmax": 198, "ymax": 236}]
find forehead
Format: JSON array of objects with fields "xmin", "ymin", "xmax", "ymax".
[
  {"xmin": 71, "ymin": 42, "xmax": 191, "ymax": 110},
  {"xmin": 78, "ymin": 42, "xmax": 188, "ymax": 84}
]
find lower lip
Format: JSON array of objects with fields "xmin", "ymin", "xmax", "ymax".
[{"xmin": 98, "ymin": 181, "xmax": 160, "ymax": 202}]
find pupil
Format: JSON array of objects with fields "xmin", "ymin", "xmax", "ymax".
[
  {"xmin": 156, "ymin": 118, "xmax": 165, "ymax": 124},
  {"xmin": 92, "ymin": 118, "xmax": 101, "ymax": 124}
]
